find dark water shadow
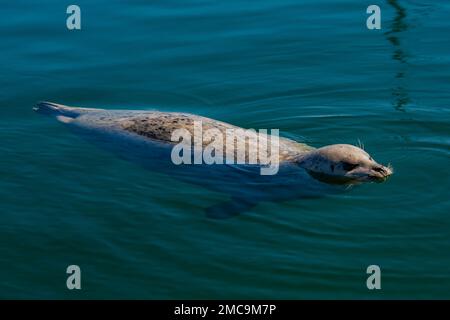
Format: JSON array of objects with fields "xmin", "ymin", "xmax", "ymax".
[{"xmin": 385, "ymin": 0, "xmax": 411, "ymax": 111}]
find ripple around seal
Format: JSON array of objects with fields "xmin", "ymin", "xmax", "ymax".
[{"xmin": 1, "ymin": 0, "xmax": 450, "ymax": 299}]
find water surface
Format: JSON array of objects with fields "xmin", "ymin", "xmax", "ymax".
[{"xmin": 0, "ymin": 0, "xmax": 449, "ymax": 298}]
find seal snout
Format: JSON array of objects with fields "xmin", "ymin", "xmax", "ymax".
[{"xmin": 368, "ymin": 164, "xmax": 393, "ymax": 181}]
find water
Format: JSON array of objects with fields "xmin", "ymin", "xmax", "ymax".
[{"xmin": 1, "ymin": 0, "xmax": 449, "ymax": 299}]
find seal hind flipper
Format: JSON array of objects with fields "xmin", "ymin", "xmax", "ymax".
[
  {"xmin": 205, "ymin": 197, "xmax": 257, "ymax": 219},
  {"xmin": 34, "ymin": 101, "xmax": 103, "ymax": 119}
]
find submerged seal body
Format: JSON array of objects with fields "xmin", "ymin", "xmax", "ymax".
[{"xmin": 34, "ymin": 102, "xmax": 392, "ymax": 218}]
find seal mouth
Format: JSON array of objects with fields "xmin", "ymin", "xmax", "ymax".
[{"xmin": 368, "ymin": 175, "xmax": 390, "ymax": 183}]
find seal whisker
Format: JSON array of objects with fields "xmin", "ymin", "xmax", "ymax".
[
  {"xmin": 387, "ymin": 163, "xmax": 394, "ymax": 173},
  {"xmin": 357, "ymin": 138, "xmax": 365, "ymax": 150}
]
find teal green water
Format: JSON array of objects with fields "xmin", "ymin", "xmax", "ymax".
[{"xmin": 1, "ymin": 0, "xmax": 449, "ymax": 299}]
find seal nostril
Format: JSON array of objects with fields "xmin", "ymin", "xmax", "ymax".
[{"xmin": 373, "ymin": 166, "xmax": 392, "ymax": 177}]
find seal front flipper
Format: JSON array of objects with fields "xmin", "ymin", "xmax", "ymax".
[{"xmin": 205, "ymin": 196, "xmax": 257, "ymax": 219}]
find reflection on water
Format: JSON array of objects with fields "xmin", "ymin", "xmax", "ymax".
[{"xmin": 385, "ymin": 0, "xmax": 410, "ymax": 111}]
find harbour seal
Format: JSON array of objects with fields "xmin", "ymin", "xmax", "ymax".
[{"xmin": 34, "ymin": 102, "xmax": 392, "ymax": 218}]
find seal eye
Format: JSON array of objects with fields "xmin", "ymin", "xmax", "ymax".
[{"xmin": 342, "ymin": 162, "xmax": 358, "ymax": 171}]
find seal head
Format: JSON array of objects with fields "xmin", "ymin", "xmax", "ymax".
[{"xmin": 296, "ymin": 144, "xmax": 393, "ymax": 183}]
